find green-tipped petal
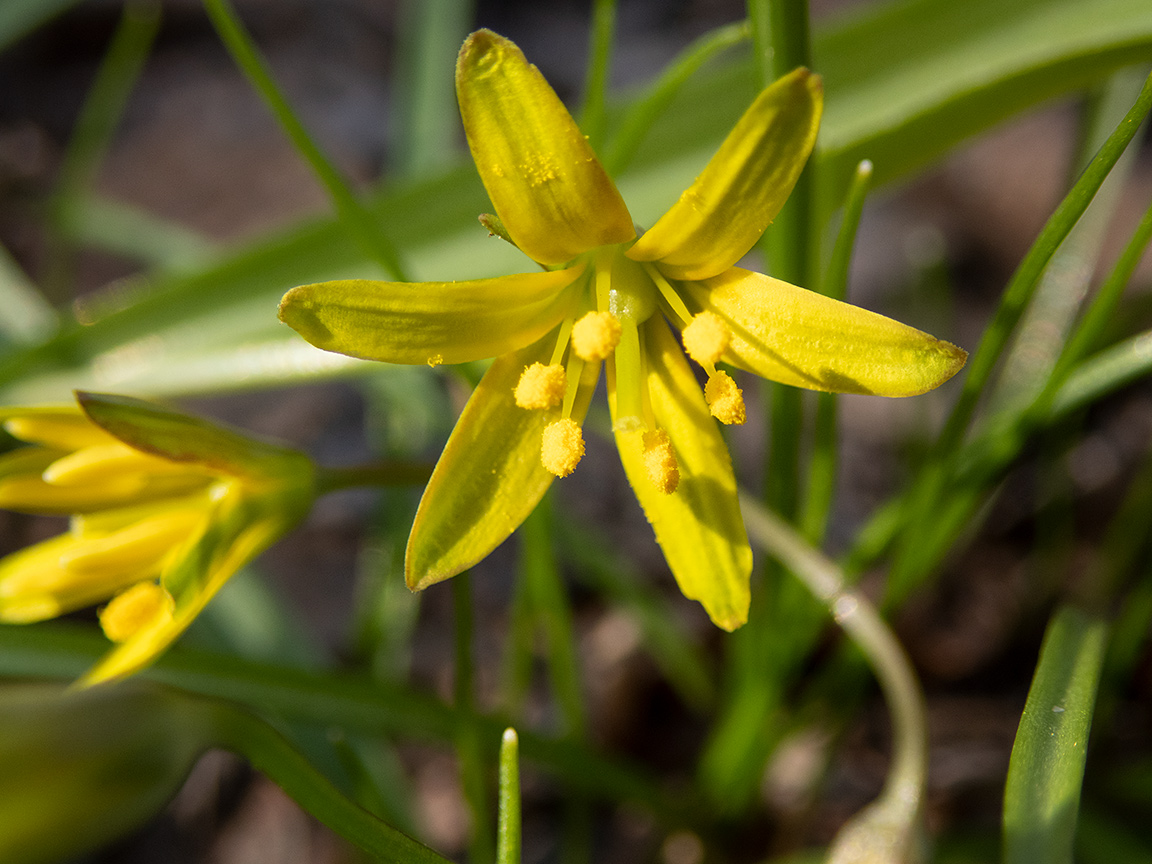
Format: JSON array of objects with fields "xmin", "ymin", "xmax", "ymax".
[
  {"xmin": 406, "ymin": 336, "xmax": 599, "ymax": 590},
  {"xmin": 628, "ymin": 68, "xmax": 822, "ymax": 281},
  {"xmin": 683, "ymin": 268, "xmax": 967, "ymax": 396},
  {"xmin": 79, "ymin": 492, "xmax": 285, "ymax": 687},
  {"xmin": 280, "ymin": 269, "xmax": 583, "ymax": 366},
  {"xmin": 612, "ymin": 317, "xmax": 751, "ymax": 630},
  {"xmin": 77, "ymin": 392, "xmax": 307, "ymax": 479},
  {"xmin": 457, "ymin": 29, "xmax": 634, "ymax": 265}
]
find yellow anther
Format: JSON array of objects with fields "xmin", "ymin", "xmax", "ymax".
[
  {"xmin": 514, "ymin": 362, "xmax": 567, "ymax": 410},
  {"xmin": 99, "ymin": 581, "xmax": 174, "ymax": 643},
  {"xmin": 704, "ymin": 371, "xmax": 746, "ymax": 425},
  {"xmin": 570, "ymin": 311, "xmax": 621, "ymax": 361},
  {"xmin": 541, "ymin": 418, "xmax": 585, "ymax": 477},
  {"xmin": 642, "ymin": 429, "xmax": 679, "ymax": 494},
  {"xmin": 681, "ymin": 311, "xmax": 731, "ymax": 367}
]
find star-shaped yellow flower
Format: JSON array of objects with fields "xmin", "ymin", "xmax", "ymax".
[
  {"xmin": 0, "ymin": 393, "xmax": 313, "ymax": 684},
  {"xmin": 278, "ymin": 30, "xmax": 965, "ymax": 629}
]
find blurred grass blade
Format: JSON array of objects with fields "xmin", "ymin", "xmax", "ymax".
[
  {"xmin": 0, "ymin": 0, "xmax": 84, "ymax": 51},
  {"xmin": 62, "ymin": 196, "xmax": 215, "ymax": 274},
  {"xmin": 814, "ymin": 0, "xmax": 1152, "ymax": 211},
  {"xmin": 0, "ymin": 622, "xmax": 677, "ymax": 816},
  {"xmin": 1003, "ymin": 605, "xmax": 1108, "ymax": 864},
  {"xmin": 557, "ymin": 517, "xmax": 716, "ymax": 712},
  {"xmin": 201, "ymin": 0, "xmax": 409, "ymax": 280},
  {"xmin": 0, "ymin": 246, "xmax": 56, "ymax": 347},
  {"xmin": 990, "ymin": 69, "xmax": 1147, "ymax": 412},
  {"xmin": 45, "ymin": 0, "xmax": 160, "ymax": 300},
  {"xmin": 392, "ymin": 0, "xmax": 473, "ymax": 176},
  {"xmin": 601, "ymin": 20, "xmax": 749, "ymax": 175},
  {"xmin": 579, "ymin": 0, "xmax": 617, "ymax": 152}
]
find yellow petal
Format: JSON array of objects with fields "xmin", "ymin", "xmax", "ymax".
[
  {"xmin": 2, "ymin": 409, "xmax": 116, "ymax": 451},
  {"xmin": 683, "ymin": 268, "xmax": 967, "ymax": 396},
  {"xmin": 456, "ymin": 29, "xmax": 634, "ymax": 265},
  {"xmin": 0, "ymin": 535, "xmax": 142, "ymax": 623},
  {"xmin": 0, "ymin": 474, "xmax": 149, "ymax": 514},
  {"xmin": 279, "ymin": 268, "xmax": 583, "ymax": 365},
  {"xmin": 79, "ymin": 493, "xmax": 285, "ymax": 686},
  {"xmin": 59, "ymin": 509, "xmax": 207, "ymax": 577},
  {"xmin": 612, "ymin": 318, "xmax": 751, "ymax": 630},
  {"xmin": 628, "ymin": 68, "xmax": 822, "ymax": 281},
  {"xmin": 406, "ymin": 335, "xmax": 600, "ymax": 590},
  {"xmin": 42, "ymin": 443, "xmax": 202, "ymax": 487}
]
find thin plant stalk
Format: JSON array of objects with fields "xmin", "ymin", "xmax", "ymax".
[
  {"xmin": 497, "ymin": 729, "xmax": 522, "ymax": 864},
  {"xmin": 201, "ymin": 0, "xmax": 409, "ymax": 280},
  {"xmin": 739, "ymin": 492, "xmax": 928, "ymax": 843},
  {"xmin": 580, "ymin": 0, "xmax": 617, "ymax": 153}
]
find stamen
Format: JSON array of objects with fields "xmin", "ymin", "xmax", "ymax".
[
  {"xmin": 642, "ymin": 429, "xmax": 679, "ymax": 494},
  {"xmin": 541, "ymin": 418, "xmax": 585, "ymax": 477},
  {"xmin": 571, "ymin": 311, "xmax": 621, "ymax": 362},
  {"xmin": 642, "ymin": 263, "xmax": 694, "ymax": 328},
  {"xmin": 682, "ymin": 311, "xmax": 731, "ymax": 367},
  {"xmin": 514, "ymin": 362, "xmax": 567, "ymax": 410},
  {"xmin": 705, "ymin": 371, "xmax": 746, "ymax": 425},
  {"xmin": 99, "ymin": 581, "xmax": 174, "ymax": 643}
]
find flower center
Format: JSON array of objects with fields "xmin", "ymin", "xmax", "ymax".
[{"xmin": 511, "ymin": 245, "xmax": 745, "ymax": 491}]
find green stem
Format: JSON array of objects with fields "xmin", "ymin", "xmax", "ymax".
[
  {"xmin": 739, "ymin": 493, "xmax": 927, "ymax": 824},
  {"xmin": 580, "ymin": 0, "xmax": 617, "ymax": 153},
  {"xmin": 521, "ymin": 495, "xmax": 588, "ymax": 738},
  {"xmin": 212, "ymin": 704, "xmax": 452, "ymax": 864},
  {"xmin": 454, "ymin": 573, "xmax": 495, "ymax": 864},
  {"xmin": 802, "ymin": 160, "xmax": 873, "ymax": 544},
  {"xmin": 201, "ymin": 0, "xmax": 409, "ymax": 280},
  {"xmin": 315, "ymin": 461, "xmax": 434, "ymax": 495}
]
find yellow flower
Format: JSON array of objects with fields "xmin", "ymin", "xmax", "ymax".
[
  {"xmin": 278, "ymin": 30, "xmax": 965, "ymax": 629},
  {"xmin": 0, "ymin": 393, "xmax": 313, "ymax": 684}
]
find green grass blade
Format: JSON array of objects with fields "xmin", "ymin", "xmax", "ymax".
[{"xmin": 1003, "ymin": 605, "xmax": 1108, "ymax": 864}]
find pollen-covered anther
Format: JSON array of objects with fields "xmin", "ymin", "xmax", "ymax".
[
  {"xmin": 705, "ymin": 371, "xmax": 746, "ymax": 425},
  {"xmin": 682, "ymin": 311, "xmax": 731, "ymax": 366},
  {"xmin": 642, "ymin": 429, "xmax": 679, "ymax": 494},
  {"xmin": 99, "ymin": 581, "xmax": 174, "ymax": 643},
  {"xmin": 514, "ymin": 362, "xmax": 567, "ymax": 410},
  {"xmin": 541, "ymin": 418, "xmax": 585, "ymax": 477},
  {"xmin": 570, "ymin": 311, "xmax": 621, "ymax": 361}
]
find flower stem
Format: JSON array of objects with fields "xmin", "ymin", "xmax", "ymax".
[
  {"xmin": 739, "ymin": 492, "xmax": 928, "ymax": 823},
  {"xmin": 315, "ymin": 461, "xmax": 434, "ymax": 496}
]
